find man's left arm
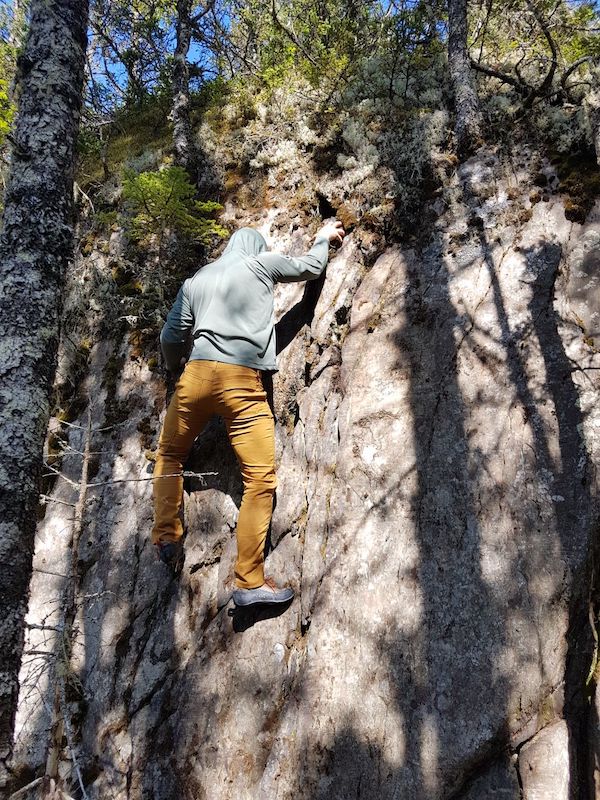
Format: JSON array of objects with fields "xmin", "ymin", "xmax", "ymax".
[{"xmin": 160, "ymin": 280, "xmax": 194, "ymax": 373}]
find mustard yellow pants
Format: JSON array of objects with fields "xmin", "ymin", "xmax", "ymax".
[{"xmin": 152, "ymin": 360, "xmax": 277, "ymax": 589}]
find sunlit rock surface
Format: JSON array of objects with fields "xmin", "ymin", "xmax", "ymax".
[
  {"xmin": 519, "ymin": 721, "xmax": 570, "ymax": 800},
  {"xmin": 13, "ymin": 149, "xmax": 600, "ymax": 799}
]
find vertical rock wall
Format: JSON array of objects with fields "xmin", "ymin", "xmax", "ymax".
[{"xmin": 12, "ymin": 148, "xmax": 600, "ymax": 799}]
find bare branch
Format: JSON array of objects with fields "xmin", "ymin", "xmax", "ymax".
[
  {"xmin": 39, "ymin": 495, "xmax": 77, "ymax": 508},
  {"xmin": 73, "ymin": 181, "xmax": 95, "ymax": 213},
  {"xmin": 470, "ymin": 58, "xmax": 530, "ymax": 93},
  {"xmin": 190, "ymin": 0, "xmax": 216, "ymax": 24},
  {"xmin": 8, "ymin": 777, "xmax": 45, "ymax": 799},
  {"xmin": 86, "ymin": 470, "xmax": 218, "ymax": 488},
  {"xmin": 524, "ymin": 0, "xmax": 559, "ymax": 105},
  {"xmin": 59, "ymin": 674, "xmax": 90, "ymax": 800},
  {"xmin": 270, "ymin": 0, "xmax": 318, "ymax": 67},
  {"xmin": 27, "ymin": 623, "xmax": 63, "ymax": 631},
  {"xmin": 562, "ymin": 55, "xmax": 596, "ymax": 91},
  {"xmin": 22, "ymin": 650, "xmax": 56, "ymax": 659},
  {"xmin": 51, "ymin": 417, "xmax": 131, "ymax": 432},
  {"xmin": 42, "ymin": 462, "xmax": 79, "ymax": 486},
  {"xmin": 41, "ymin": 469, "xmax": 219, "ymax": 489}
]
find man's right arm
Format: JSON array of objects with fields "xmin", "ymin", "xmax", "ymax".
[
  {"xmin": 160, "ymin": 279, "xmax": 194, "ymax": 372},
  {"xmin": 256, "ymin": 221, "xmax": 345, "ymax": 284}
]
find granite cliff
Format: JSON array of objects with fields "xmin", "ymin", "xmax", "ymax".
[{"xmin": 11, "ymin": 136, "xmax": 600, "ymax": 799}]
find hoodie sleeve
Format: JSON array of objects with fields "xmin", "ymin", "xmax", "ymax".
[
  {"xmin": 160, "ymin": 279, "xmax": 194, "ymax": 372},
  {"xmin": 255, "ymin": 235, "xmax": 330, "ymax": 284}
]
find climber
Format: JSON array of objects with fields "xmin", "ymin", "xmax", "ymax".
[{"xmin": 152, "ymin": 221, "xmax": 345, "ymax": 607}]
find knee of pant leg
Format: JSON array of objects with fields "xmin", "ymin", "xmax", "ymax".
[
  {"xmin": 157, "ymin": 429, "xmax": 188, "ymax": 460},
  {"xmin": 156, "ymin": 443, "xmax": 187, "ymax": 466},
  {"xmin": 243, "ymin": 467, "xmax": 277, "ymax": 495}
]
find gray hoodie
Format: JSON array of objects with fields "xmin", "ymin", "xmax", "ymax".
[{"xmin": 160, "ymin": 227, "xmax": 330, "ymax": 372}]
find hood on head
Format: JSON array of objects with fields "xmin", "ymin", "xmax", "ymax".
[{"xmin": 223, "ymin": 227, "xmax": 268, "ymax": 256}]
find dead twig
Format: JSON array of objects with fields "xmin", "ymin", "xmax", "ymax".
[
  {"xmin": 8, "ymin": 777, "xmax": 45, "ymax": 799},
  {"xmin": 41, "ymin": 470, "xmax": 218, "ymax": 488}
]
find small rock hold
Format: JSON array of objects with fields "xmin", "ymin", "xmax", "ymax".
[{"xmin": 273, "ymin": 643, "xmax": 286, "ymax": 662}]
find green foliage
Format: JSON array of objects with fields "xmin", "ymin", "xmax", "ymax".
[
  {"xmin": 94, "ymin": 209, "xmax": 119, "ymax": 230},
  {"xmin": 563, "ymin": 2, "xmax": 600, "ymax": 61},
  {"xmin": 0, "ymin": 76, "xmax": 14, "ymax": 144},
  {"xmin": 77, "ymin": 95, "xmax": 172, "ymax": 191},
  {"xmin": 229, "ymin": 0, "xmax": 385, "ymax": 91},
  {"xmin": 90, "ymin": 0, "xmax": 176, "ymax": 108},
  {"xmin": 0, "ymin": 2, "xmax": 23, "ymax": 149},
  {"xmin": 194, "ymin": 75, "xmax": 232, "ymax": 109},
  {"xmin": 469, "ymin": 0, "xmax": 600, "ymax": 94},
  {"xmin": 76, "ymin": 0, "xmax": 600, "ymax": 228},
  {"xmin": 122, "ymin": 165, "xmax": 227, "ymax": 244}
]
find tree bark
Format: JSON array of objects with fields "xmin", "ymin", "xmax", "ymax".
[
  {"xmin": 585, "ymin": 66, "xmax": 600, "ymax": 167},
  {"xmin": 448, "ymin": 0, "xmax": 482, "ymax": 158},
  {"xmin": 0, "ymin": 0, "xmax": 88, "ymax": 785},
  {"xmin": 588, "ymin": 93, "xmax": 600, "ymax": 167},
  {"xmin": 173, "ymin": 0, "xmax": 198, "ymax": 177},
  {"xmin": 127, "ymin": 4, "xmax": 147, "ymax": 104}
]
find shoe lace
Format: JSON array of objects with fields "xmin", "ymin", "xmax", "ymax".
[{"xmin": 263, "ymin": 576, "xmax": 277, "ymax": 591}]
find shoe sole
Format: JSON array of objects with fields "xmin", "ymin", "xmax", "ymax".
[{"xmin": 233, "ymin": 593, "xmax": 294, "ymax": 607}]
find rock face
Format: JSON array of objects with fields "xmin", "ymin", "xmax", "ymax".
[
  {"xmin": 12, "ymin": 148, "xmax": 600, "ymax": 799},
  {"xmin": 519, "ymin": 721, "xmax": 569, "ymax": 800}
]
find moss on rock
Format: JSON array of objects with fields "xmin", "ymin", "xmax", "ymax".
[{"xmin": 555, "ymin": 150, "xmax": 600, "ymax": 225}]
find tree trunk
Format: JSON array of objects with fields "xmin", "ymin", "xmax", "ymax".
[
  {"xmin": 127, "ymin": 4, "xmax": 146, "ymax": 105},
  {"xmin": 173, "ymin": 0, "xmax": 198, "ymax": 177},
  {"xmin": 447, "ymin": 0, "xmax": 482, "ymax": 158},
  {"xmin": 586, "ymin": 67, "xmax": 600, "ymax": 167},
  {"xmin": 0, "ymin": 0, "xmax": 88, "ymax": 785}
]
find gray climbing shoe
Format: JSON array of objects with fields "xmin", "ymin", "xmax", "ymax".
[{"xmin": 232, "ymin": 577, "xmax": 294, "ymax": 607}]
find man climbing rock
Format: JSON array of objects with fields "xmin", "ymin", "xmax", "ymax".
[{"xmin": 152, "ymin": 221, "xmax": 345, "ymax": 607}]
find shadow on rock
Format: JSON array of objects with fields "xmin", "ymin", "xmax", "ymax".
[
  {"xmin": 228, "ymin": 598, "xmax": 294, "ymax": 632},
  {"xmin": 276, "ymin": 272, "xmax": 326, "ymax": 355}
]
